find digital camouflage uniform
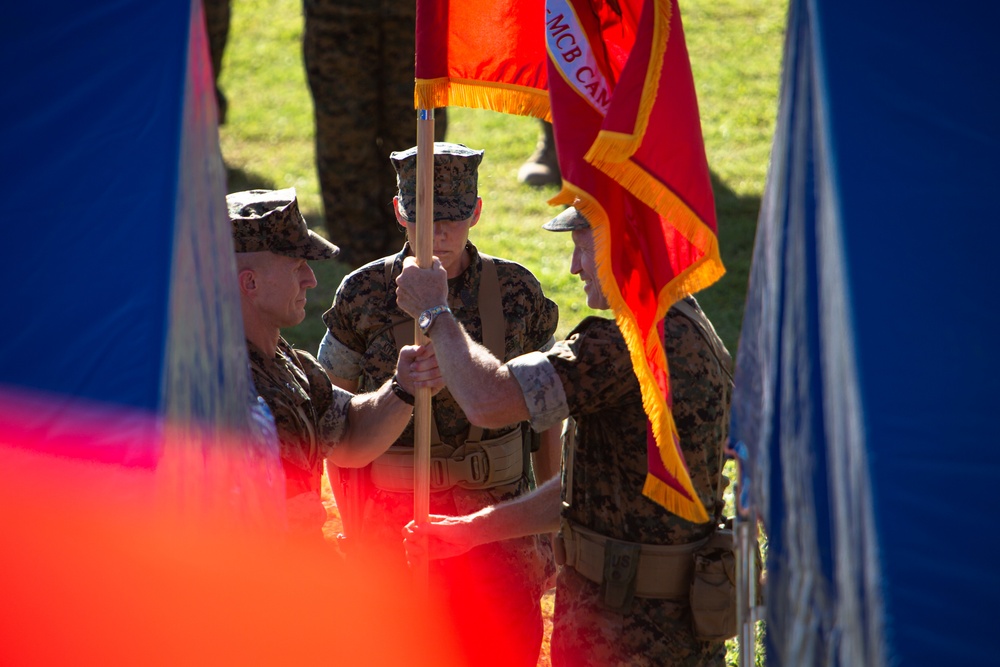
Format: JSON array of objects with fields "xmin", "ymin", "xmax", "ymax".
[
  {"xmin": 303, "ymin": 0, "xmax": 447, "ymax": 267},
  {"xmin": 507, "ymin": 300, "xmax": 731, "ymax": 667},
  {"xmin": 248, "ymin": 338, "xmax": 351, "ymax": 533},
  {"xmin": 319, "ymin": 241, "xmax": 558, "ymax": 667},
  {"xmin": 229, "ymin": 186, "xmax": 343, "ymax": 535}
]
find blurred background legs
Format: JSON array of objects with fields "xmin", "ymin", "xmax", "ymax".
[
  {"xmin": 517, "ymin": 120, "xmax": 559, "ymax": 187},
  {"xmin": 203, "ymin": 0, "xmax": 231, "ymax": 124},
  {"xmin": 303, "ymin": 0, "xmax": 447, "ymax": 267}
]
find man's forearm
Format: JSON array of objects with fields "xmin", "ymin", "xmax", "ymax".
[
  {"xmin": 473, "ymin": 475, "xmax": 563, "ymax": 542},
  {"xmin": 329, "ymin": 381, "xmax": 412, "ymax": 468},
  {"xmin": 531, "ymin": 425, "xmax": 563, "ymax": 485},
  {"xmin": 404, "ymin": 475, "xmax": 563, "ymax": 562},
  {"xmin": 395, "ymin": 257, "xmax": 531, "ymax": 428},
  {"xmin": 425, "ymin": 313, "xmax": 531, "ymax": 428}
]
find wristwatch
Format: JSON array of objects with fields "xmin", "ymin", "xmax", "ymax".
[{"xmin": 418, "ymin": 304, "xmax": 452, "ymax": 336}]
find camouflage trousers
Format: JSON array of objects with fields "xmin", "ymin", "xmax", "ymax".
[
  {"xmin": 201, "ymin": 0, "xmax": 230, "ymax": 123},
  {"xmin": 303, "ymin": 0, "xmax": 447, "ymax": 267},
  {"xmin": 551, "ymin": 567, "xmax": 727, "ymax": 667}
]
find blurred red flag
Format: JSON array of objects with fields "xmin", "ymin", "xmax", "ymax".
[
  {"xmin": 414, "ymin": 0, "xmax": 724, "ymax": 522},
  {"xmin": 414, "ymin": 0, "xmax": 550, "ymax": 119}
]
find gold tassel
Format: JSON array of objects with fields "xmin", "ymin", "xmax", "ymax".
[
  {"xmin": 415, "ymin": 78, "xmax": 551, "ymax": 121},
  {"xmin": 552, "ymin": 182, "xmax": 712, "ymax": 524},
  {"xmin": 582, "ymin": 0, "xmax": 674, "ymax": 163}
]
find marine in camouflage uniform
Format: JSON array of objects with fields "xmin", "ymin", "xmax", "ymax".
[
  {"xmin": 395, "ymin": 206, "xmax": 731, "ymax": 666},
  {"xmin": 248, "ymin": 338, "xmax": 348, "ymax": 503},
  {"xmin": 229, "ymin": 187, "xmax": 436, "ymax": 538},
  {"xmin": 516, "ymin": 309, "xmax": 730, "ymax": 666},
  {"xmin": 317, "ymin": 143, "xmax": 559, "ymax": 667},
  {"xmin": 303, "ymin": 0, "xmax": 447, "ymax": 267}
]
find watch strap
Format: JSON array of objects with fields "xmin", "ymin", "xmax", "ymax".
[
  {"xmin": 390, "ymin": 375, "xmax": 415, "ymax": 405},
  {"xmin": 420, "ymin": 304, "xmax": 452, "ymax": 335}
]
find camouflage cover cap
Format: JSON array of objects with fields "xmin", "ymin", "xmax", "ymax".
[
  {"xmin": 391, "ymin": 142, "xmax": 484, "ymax": 222},
  {"xmin": 542, "ymin": 206, "xmax": 590, "ymax": 232},
  {"xmin": 227, "ymin": 188, "xmax": 339, "ymax": 260}
]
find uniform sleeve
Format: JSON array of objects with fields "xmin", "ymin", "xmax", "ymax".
[
  {"xmin": 522, "ymin": 272, "xmax": 559, "ymax": 353},
  {"xmin": 545, "ymin": 318, "xmax": 637, "ymax": 419},
  {"xmin": 507, "ymin": 317, "xmax": 637, "ymax": 431},
  {"xmin": 495, "ymin": 261, "xmax": 559, "ymax": 356},
  {"xmin": 317, "ymin": 330, "xmax": 362, "ymax": 379},
  {"xmin": 507, "ymin": 351, "xmax": 570, "ymax": 432},
  {"xmin": 319, "ymin": 269, "xmax": 375, "ymax": 379},
  {"xmin": 317, "ymin": 384, "xmax": 352, "ymax": 447},
  {"xmin": 293, "ymin": 349, "xmax": 351, "ymax": 450}
]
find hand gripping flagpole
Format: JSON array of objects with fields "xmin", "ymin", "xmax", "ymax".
[{"xmin": 412, "ymin": 107, "xmax": 435, "ymax": 596}]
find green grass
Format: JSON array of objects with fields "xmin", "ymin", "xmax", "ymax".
[
  {"xmin": 685, "ymin": 0, "xmax": 787, "ymax": 353},
  {"xmin": 219, "ymin": 0, "xmax": 784, "ymax": 664}
]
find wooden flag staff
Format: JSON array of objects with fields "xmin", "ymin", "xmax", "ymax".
[{"xmin": 412, "ymin": 107, "xmax": 435, "ymax": 595}]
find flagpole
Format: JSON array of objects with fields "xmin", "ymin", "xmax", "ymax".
[{"xmin": 412, "ymin": 107, "xmax": 435, "ymax": 596}]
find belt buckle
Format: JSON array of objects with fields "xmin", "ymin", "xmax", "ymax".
[
  {"xmin": 430, "ymin": 459, "xmax": 447, "ymax": 488},
  {"xmin": 467, "ymin": 451, "xmax": 487, "ymax": 484}
]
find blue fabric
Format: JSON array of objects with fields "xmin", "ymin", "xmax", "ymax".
[
  {"xmin": 1, "ymin": 1, "xmax": 187, "ymax": 412},
  {"xmin": 733, "ymin": 0, "xmax": 1000, "ymax": 664},
  {"xmin": 0, "ymin": 0, "xmax": 281, "ymax": 501},
  {"xmin": 821, "ymin": 2, "xmax": 1000, "ymax": 662}
]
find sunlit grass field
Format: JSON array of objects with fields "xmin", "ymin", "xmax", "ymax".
[{"xmin": 218, "ymin": 1, "xmax": 786, "ymax": 664}]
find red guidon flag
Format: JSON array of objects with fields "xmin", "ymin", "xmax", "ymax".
[
  {"xmin": 415, "ymin": 0, "xmax": 550, "ymax": 119},
  {"xmin": 413, "ymin": 0, "xmax": 723, "ymax": 522},
  {"xmin": 545, "ymin": 0, "xmax": 724, "ymax": 522}
]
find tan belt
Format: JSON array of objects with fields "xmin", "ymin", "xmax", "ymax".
[
  {"xmin": 369, "ymin": 428, "xmax": 524, "ymax": 493},
  {"xmin": 555, "ymin": 520, "xmax": 710, "ymax": 599}
]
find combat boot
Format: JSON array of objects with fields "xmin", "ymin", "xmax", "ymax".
[{"xmin": 517, "ymin": 120, "xmax": 561, "ymax": 187}]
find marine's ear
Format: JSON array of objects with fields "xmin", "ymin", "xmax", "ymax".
[
  {"xmin": 468, "ymin": 197, "xmax": 483, "ymax": 229},
  {"xmin": 238, "ymin": 268, "xmax": 256, "ymax": 296}
]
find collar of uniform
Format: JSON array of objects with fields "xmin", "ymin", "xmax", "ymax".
[
  {"xmin": 391, "ymin": 243, "xmax": 410, "ymax": 275},
  {"xmin": 245, "ymin": 338, "xmax": 271, "ymax": 369},
  {"xmin": 247, "ymin": 337, "xmax": 311, "ymax": 405}
]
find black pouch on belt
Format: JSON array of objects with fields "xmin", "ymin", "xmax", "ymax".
[{"xmin": 601, "ymin": 539, "xmax": 641, "ymax": 612}]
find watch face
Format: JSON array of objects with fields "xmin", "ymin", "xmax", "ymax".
[{"xmin": 419, "ymin": 305, "xmax": 448, "ymax": 334}]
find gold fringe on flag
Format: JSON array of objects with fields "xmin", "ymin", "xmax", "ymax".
[
  {"xmin": 549, "ymin": 182, "xmax": 712, "ymax": 523},
  {"xmin": 592, "ymin": 155, "xmax": 726, "ymax": 312},
  {"xmin": 580, "ymin": 0, "xmax": 723, "ymax": 318},
  {"xmin": 582, "ymin": 0, "xmax": 673, "ymax": 163},
  {"xmin": 415, "ymin": 78, "xmax": 552, "ymax": 121}
]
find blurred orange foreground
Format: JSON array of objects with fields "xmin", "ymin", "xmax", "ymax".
[{"xmin": 0, "ymin": 439, "xmax": 469, "ymax": 666}]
